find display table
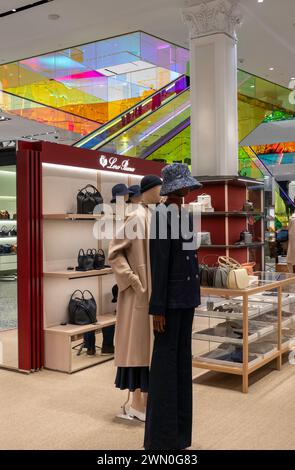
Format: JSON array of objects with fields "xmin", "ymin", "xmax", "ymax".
[{"xmin": 193, "ymin": 272, "xmax": 295, "ymax": 393}]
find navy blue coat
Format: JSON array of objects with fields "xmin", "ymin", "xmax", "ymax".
[{"xmin": 149, "ymin": 203, "xmax": 201, "ymax": 315}]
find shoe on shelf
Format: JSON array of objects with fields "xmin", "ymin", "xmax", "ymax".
[
  {"xmin": 87, "ymin": 348, "xmax": 96, "ymax": 356},
  {"xmin": 101, "ymin": 345, "xmax": 115, "ymax": 355},
  {"xmin": 128, "ymin": 406, "xmax": 146, "ymax": 422}
]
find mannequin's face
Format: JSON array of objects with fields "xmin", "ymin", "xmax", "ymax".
[{"xmin": 142, "ymin": 185, "xmax": 162, "ymax": 204}]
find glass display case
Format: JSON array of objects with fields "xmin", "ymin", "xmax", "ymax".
[{"xmin": 193, "ymin": 272, "xmax": 295, "ymax": 392}]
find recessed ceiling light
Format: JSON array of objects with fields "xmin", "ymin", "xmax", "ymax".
[
  {"xmin": 12, "ymin": 9, "xmax": 16, "ymax": 12},
  {"xmin": 258, "ymin": 0, "xmax": 264, "ymax": 3},
  {"xmin": 250, "ymin": 85, "xmax": 255, "ymax": 88},
  {"xmin": 291, "ymin": 77, "xmax": 295, "ymax": 80},
  {"xmin": 48, "ymin": 14, "xmax": 60, "ymax": 20},
  {"xmin": 269, "ymin": 67, "xmax": 274, "ymax": 71}
]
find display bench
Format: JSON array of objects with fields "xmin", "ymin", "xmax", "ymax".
[{"xmin": 193, "ymin": 272, "xmax": 295, "ymax": 393}]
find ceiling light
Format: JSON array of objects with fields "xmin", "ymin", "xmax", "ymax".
[
  {"xmin": 250, "ymin": 85, "xmax": 255, "ymax": 88},
  {"xmin": 48, "ymin": 14, "xmax": 60, "ymax": 20},
  {"xmin": 269, "ymin": 67, "xmax": 274, "ymax": 71},
  {"xmin": 258, "ymin": 0, "xmax": 264, "ymax": 3},
  {"xmin": 12, "ymin": 9, "xmax": 16, "ymax": 12}
]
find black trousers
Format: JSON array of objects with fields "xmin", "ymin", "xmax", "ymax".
[
  {"xmin": 144, "ymin": 308, "xmax": 195, "ymax": 450},
  {"xmin": 83, "ymin": 326, "xmax": 115, "ymax": 349}
]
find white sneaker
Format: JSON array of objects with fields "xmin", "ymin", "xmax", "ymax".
[{"xmin": 128, "ymin": 406, "xmax": 146, "ymax": 422}]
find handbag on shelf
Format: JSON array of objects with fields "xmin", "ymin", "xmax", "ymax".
[
  {"xmin": 93, "ymin": 248, "xmax": 105, "ymax": 270},
  {"xmin": 199, "ymin": 255, "xmax": 229, "ymax": 288},
  {"xmin": 76, "ymin": 185, "xmax": 103, "ymax": 214},
  {"xmin": 0, "ymin": 210, "xmax": 10, "ymax": 220},
  {"xmin": 0, "ymin": 226, "xmax": 10, "ymax": 237},
  {"xmin": 241, "ymin": 261, "xmax": 256, "ymax": 276},
  {"xmin": 9, "ymin": 226, "xmax": 17, "ymax": 237},
  {"xmin": 199, "ymin": 232, "xmax": 212, "ymax": 246},
  {"xmin": 11, "ymin": 244, "xmax": 17, "ymax": 253},
  {"xmin": 68, "ymin": 289, "xmax": 97, "ymax": 325},
  {"xmin": 243, "ymin": 201, "xmax": 254, "ymax": 212},
  {"xmin": 197, "ymin": 194, "xmax": 214, "ymax": 212},
  {"xmin": 86, "ymin": 248, "xmax": 105, "ymax": 270},
  {"xmin": 218, "ymin": 256, "xmax": 249, "ymax": 290},
  {"xmin": 76, "ymin": 248, "xmax": 95, "ymax": 271}
]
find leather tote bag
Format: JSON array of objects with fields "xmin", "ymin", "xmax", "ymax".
[
  {"xmin": 76, "ymin": 249, "xmax": 94, "ymax": 271},
  {"xmin": 9, "ymin": 226, "xmax": 17, "ymax": 236},
  {"xmin": 218, "ymin": 256, "xmax": 249, "ymax": 290},
  {"xmin": 68, "ymin": 290, "xmax": 97, "ymax": 325},
  {"xmin": 87, "ymin": 248, "xmax": 105, "ymax": 270},
  {"xmin": 77, "ymin": 185, "xmax": 103, "ymax": 214},
  {"xmin": 93, "ymin": 248, "xmax": 105, "ymax": 269}
]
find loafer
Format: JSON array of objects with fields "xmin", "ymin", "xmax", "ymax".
[{"xmin": 128, "ymin": 406, "xmax": 146, "ymax": 422}]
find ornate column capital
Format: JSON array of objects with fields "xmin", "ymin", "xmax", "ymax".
[{"xmin": 182, "ymin": 0, "xmax": 243, "ymax": 42}]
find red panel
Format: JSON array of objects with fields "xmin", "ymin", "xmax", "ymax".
[
  {"xmin": 198, "ymin": 248, "xmax": 227, "ymax": 265},
  {"xmin": 228, "ymin": 218, "xmax": 247, "ymax": 245},
  {"xmin": 229, "ymin": 248, "xmax": 248, "ymax": 265},
  {"xmin": 17, "ymin": 149, "xmax": 32, "ymax": 371},
  {"xmin": 17, "ymin": 146, "xmax": 43, "ymax": 371},
  {"xmin": 187, "ymin": 184, "xmax": 226, "ymax": 211},
  {"xmin": 228, "ymin": 185, "xmax": 247, "ymax": 212},
  {"xmin": 200, "ymin": 218, "xmax": 226, "ymax": 245}
]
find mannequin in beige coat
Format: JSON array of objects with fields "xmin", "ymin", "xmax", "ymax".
[{"xmin": 108, "ymin": 176, "xmax": 162, "ymax": 421}]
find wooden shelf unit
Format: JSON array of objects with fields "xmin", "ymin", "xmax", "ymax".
[
  {"xmin": 187, "ymin": 176, "xmax": 265, "ymax": 270},
  {"xmin": 193, "ymin": 274, "xmax": 295, "ymax": 393}
]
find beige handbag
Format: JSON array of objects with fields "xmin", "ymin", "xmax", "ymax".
[{"xmin": 218, "ymin": 256, "xmax": 249, "ymax": 290}]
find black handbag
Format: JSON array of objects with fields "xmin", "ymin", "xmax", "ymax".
[
  {"xmin": 76, "ymin": 248, "xmax": 94, "ymax": 271},
  {"xmin": 94, "ymin": 248, "xmax": 105, "ymax": 269},
  {"xmin": 85, "ymin": 248, "xmax": 105, "ymax": 270},
  {"xmin": 0, "ymin": 226, "xmax": 10, "ymax": 237},
  {"xmin": 77, "ymin": 185, "xmax": 103, "ymax": 214},
  {"xmin": 68, "ymin": 290, "xmax": 97, "ymax": 325},
  {"xmin": 9, "ymin": 226, "xmax": 17, "ymax": 236}
]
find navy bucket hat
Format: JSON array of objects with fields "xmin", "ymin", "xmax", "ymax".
[
  {"xmin": 110, "ymin": 183, "xmax": 130, "ymax": 203},
  {"xmin": 160, "ymin": 163, "xmax": 202, "ymax": 196},
  {"xmin": 128, "ymin": 185, "xmax": 141, "ymax": 199}
]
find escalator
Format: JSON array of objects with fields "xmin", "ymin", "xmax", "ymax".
[{"xmin": 74, "ymin": 75, "xmax": 189, "ymax": 151}]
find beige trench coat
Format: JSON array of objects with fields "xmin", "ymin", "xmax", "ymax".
[{"xmin": 108, "ymin": 204, "xmax": 153, "ymax": 367}]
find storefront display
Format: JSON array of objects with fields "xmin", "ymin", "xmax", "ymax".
[
  {"xmin": 16, "ymin": 140, "xmax": 164, "ymax": 373},
  {"xmin": 193, "ymin": 272, "xmax": 295, "ymax": 393}
]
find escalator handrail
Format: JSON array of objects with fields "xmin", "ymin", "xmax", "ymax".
[{"xmin": 74, "ymin": 74, "xmax": 189, "ymax": 148}]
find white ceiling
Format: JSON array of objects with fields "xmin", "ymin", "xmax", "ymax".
[
  {"xmin": 0, "ymin": 110, "xmax": 80, "ymax": 144},
  {"xmin": 0, "ymin": 0, "xmax": 294, "ymax": 89}
]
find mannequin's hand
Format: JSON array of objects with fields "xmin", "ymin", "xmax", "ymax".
[{"xmin": 153, "ymin": 315, "xmax": 166, "ymax": 333}]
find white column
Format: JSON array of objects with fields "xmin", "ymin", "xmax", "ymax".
[{"xmin": 182, "ymin": 0, "xmax": 243, "ymax": 176}]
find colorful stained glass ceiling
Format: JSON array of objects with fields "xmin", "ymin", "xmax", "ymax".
[{"xmin": 0, "ymin": 32, "xmax": 188, "ymax": 128}]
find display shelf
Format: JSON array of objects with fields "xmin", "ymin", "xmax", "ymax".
[
  {"xmin": 44, "ymin": 313, "xmax": 116, "ymax": 335},
  {"xmin": 195, "ymin": 301, "xmax": 275, "ymax": 320},
  {"xmin": 43, "ymin": 267, "xmax": 113, "ymax": 279},
  {"xmin": 193, "ymin": 315, "xmax": 295, "ymax": 346},
  {"xmin": 199, "ymin": 243, "xmax": 264, "ymax": 249},
  {"xmin": 200, "ymin": 211, "xmax": 264, "ymax": 218},
  {"xmin": 0, "ymin": 253, "xmax": 17, "ymax": 257},
  {"xmin": 43, "ymin": 213, "xmax": 106, "ymax": 220}
]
